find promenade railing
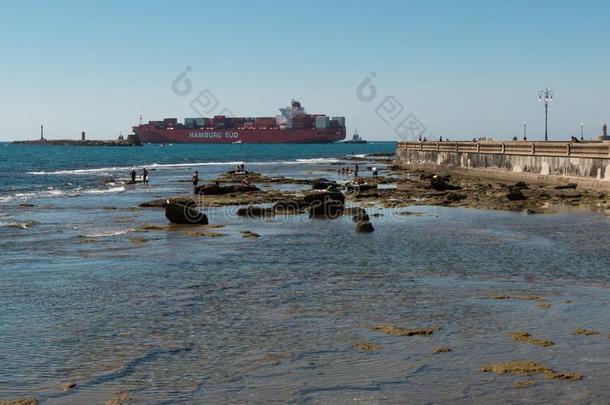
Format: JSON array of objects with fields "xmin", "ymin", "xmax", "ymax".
[{"xmin": 398, "ymin": 141, "xmax": 610, "ymax": 159}]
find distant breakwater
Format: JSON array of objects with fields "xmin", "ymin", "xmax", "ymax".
[{"xmin": 13, "ymin": 138, "xmax": 142, "ymax": 147}]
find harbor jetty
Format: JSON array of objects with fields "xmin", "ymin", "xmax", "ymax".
[
  {"xmin": 13, "ymin": 131, "xmax": 142, "ymax": 146},
  {"xmin": 14, "ymin": 136, "xmax": 141, "ymax": 146},
  {"xmin": 396, "ymin": 140, "xmax": 610, "ymax": 191}
]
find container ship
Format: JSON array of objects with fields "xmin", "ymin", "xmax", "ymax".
[{"xmin": 133, "ymin": 100, "xmax": 346, "ymax": 144}]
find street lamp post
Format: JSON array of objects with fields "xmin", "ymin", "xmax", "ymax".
[{"xmin": 538, "ymin": 88, "xmax": 554, "ymax": 141}]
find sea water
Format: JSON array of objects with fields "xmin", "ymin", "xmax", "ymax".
[{"xmin": 1, "ymin": 142, "xmax": 609, "ymax": 404}]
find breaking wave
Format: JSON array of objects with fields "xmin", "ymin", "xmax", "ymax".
[
  {"xmin": 26, "ymin": 158, "xmax": 344, "ymax": 176},
  {"xmin": 0, "ymin": 185, "xmax": 125, "ymax": 203},
  {"xmin": 80, "ymin": 229, "xmax": 133, "ymax": 238}
]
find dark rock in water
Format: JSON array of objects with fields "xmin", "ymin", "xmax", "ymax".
[
  {"xmin": 311, "ymin": 178, "xmax": 338, "ymax": 190},
  {"xmin": 430, "ymin": 177, "xmax": 462, "ymax": 191},
  {"xmin": 554, "ymin": 190, "xmax": 583, "ymax": 199},
  {"xmin": 273, "ymin": 200, "xmax": 306, "ymax": 212},
  {"xmin": 555, "ymin": 183, "xmax": 578, "ymax": 190},
  {"xmin": 309, "ymin": 199, "xmax": 344, "ymax": 218},
  {"xmin": 356, "ymin": 221, "xmax": 375, "ymax": 233},
  {"xmin": 355, "ymin": 192, "xmax": 379, "ymax": 199},
  {"xmin": 346, "ymin": 183, "xmax": 377, "ymax": 192},
  {"xmin": 140, "ymin": 196, "xmax": 193, "ymax": 208},
  {"xmin": 195, "ymin": 184, "xmax": 260, "ymax": 195},
  {"xmin": 506, "ymin": 188, "xmax": 527, "ymax": 201},
  {"xmin": 236, "ymin": 206, "xmax": 274, "ymax": 217},
  {"xmin": 140, "ymin": 199, "xmax": 165, "ymax": 208},
  {"xmin": 512, "ymin": 181, "xmax": 529, "ymax": 190},
  {"xmin": 445, "ymin": 193, "xmax": 466, "ymax": 202},
  {"xmin": 165, "ymin": 200, "xmax": 208, "ymax": 224},
  {"xmin": 233, "ymin": 184, "xmax": 259, "ymax": 193},
  {"xmin": 61, "ymin": 381, "xmax": 77, "ymax": 391},
  {"xmin": 303, "ymin": 191, "xmax": 345, "ymax": 205},
  {"xmin": 240, "ymin": 230, "xmax": 260, "ymax": 238},
  {"xmin": 421, "ymin": 173, "xmax": 451, "ymax": 182},
  {"xmin": 306, "ymin": 190, "xmax": 345, "ymax": 219}
]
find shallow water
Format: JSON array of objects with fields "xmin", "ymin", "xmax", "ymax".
[{"xmin": 1, "ymin": 143, "xmax": 610, "ymax": 404}]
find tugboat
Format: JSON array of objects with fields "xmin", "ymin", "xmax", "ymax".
[{"xmin": 344, "ymin": 129, "xmax": 367, "ymax": 144}]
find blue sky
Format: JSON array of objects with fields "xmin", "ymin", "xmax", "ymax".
[{"xmin": 1, "ymin": 0, "xmax": 609, "ymax": 141}]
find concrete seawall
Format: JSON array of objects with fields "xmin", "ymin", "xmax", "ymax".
[{"xmin": 396, "ymin": 141, "xmax": 610, "ymax": 191}]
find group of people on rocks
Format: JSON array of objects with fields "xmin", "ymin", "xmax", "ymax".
[
  {"xmin": 130, "ymin": 168, "xmax": 149, "ymax": 184},
  {"xmin": 233, "ymin": 163, "xmax": 249, "ymax": 175},
  {"xmin": 131, "ymin": 160, "xmax": 382, "ymax": 194},
  {"xmin": 337, "ymin": 163, "xmax": 379, "ymax": 178},
  {"xmin": 190, "ymin": 163, "xmax": 251, "ymax": 193},
  {"xmin": 337, "ymin": 163, "xmax": 359, "ymax": 177}
]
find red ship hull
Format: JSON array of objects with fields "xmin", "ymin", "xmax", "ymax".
[{"xmin": 133, "ymin": 127, "xmax": 346, "ymax": 144}]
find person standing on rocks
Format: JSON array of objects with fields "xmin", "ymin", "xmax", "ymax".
[
  {"xmin": 142, "ymin": 168, "xmax": 149, "ymax": 184},
  {"xmin": 130, "ymin": 168, "xmax": 137, "ymax": 184},
  {"xmin": 354, "ymin": 163, "xmax": 359, "ymax": 177},
  {"xmin": 192, "ymin": 170, "xmax": 199, "ymax": 191}
]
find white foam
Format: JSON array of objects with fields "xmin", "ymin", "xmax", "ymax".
[
  {"xmin": 82, "ymin": 186, "xmax": 126, "ymax": 194},
  {"xmin": 0, "ymin": 221, "xmax": 37, "ymax": 229},
  {"xmin": 26, "ymin": 158, "xmax": 344, "ymax": 175},
  {"xmin": 0, "ymin": 185, "xmax": 126, "ymax": 202},
  {"xmin": 294, "ymin": 158, "xmax": 341, "ymax": 164},
  {"xmin": 81, "ymin": 229, "xmax": 133, "ymax": 238},
  {"xmin": 27, "ymin": 161, "xmax": 244, "ymax": 175}
]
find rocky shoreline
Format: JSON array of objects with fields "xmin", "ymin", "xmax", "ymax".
[{"xmin": 138, "ymin": 161, "xmax": 610, "ymax": 218}]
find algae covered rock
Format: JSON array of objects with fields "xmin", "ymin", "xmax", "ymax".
[
  {"xmin": 352, "ymin": 342, "xmax": 379, "ymax": 352},
  {"xmin": 510, "ymin": 332, "xmax": 554, "ymax": 347},
  {"xmin": 373, "ymin": 324, "xmax": 439, "ymax": 336}
]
